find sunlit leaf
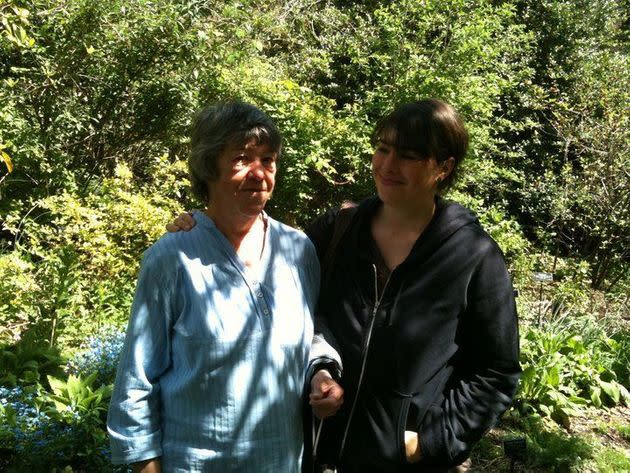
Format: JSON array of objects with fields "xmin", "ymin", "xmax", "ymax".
[{"xmin": 1, "ymin": 151, "xmax": 13, "ymax": 173}]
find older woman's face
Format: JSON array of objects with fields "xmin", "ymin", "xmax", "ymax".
[{"xmin": 207, "ymin": 138, "xmax": 277, "ymax": 218}]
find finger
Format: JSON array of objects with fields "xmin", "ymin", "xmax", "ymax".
[
  {"xmin": 324, "ymin": 384, "xmax": 344, "ymax": 401},
  {"xmin": 312, "ymin": 404, "xmax": 342, "ymax": 419},
  {"xmin": 180, "ymin": 212, "xmax": 195, "ymax": 226},
  {"xmin": 310, "ymin": 396, "xmax": 343, "ymax": 409},
  {"xmin": 174, "ymin": 219, "xmax": 191, "ymax": 230}
]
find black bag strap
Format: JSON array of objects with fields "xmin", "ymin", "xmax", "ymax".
[
  {"xmin": 321, "ymin": 203, "xmax": 358, "ymax": 288},
  {"xmin": 309, "ymin": 203, "xmax": 357, "ymax": 473}
]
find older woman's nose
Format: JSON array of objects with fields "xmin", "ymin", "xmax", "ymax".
[{"xmin": 247, "ymin": 161, "xmax": 265, "ymax": 180}]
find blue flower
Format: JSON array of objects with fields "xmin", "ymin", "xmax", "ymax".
[{"xmin": 66, "ymin": 325, "xmax": 125, "ymax": 386}]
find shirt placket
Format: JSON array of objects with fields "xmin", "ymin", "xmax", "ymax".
[{"xmin": 247, "ymin": 276, "xmax": 273, "ymax": 330}]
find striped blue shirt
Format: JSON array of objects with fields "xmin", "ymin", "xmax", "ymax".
[{"xmin": 107, "ymin": 211, "xmax": 319, "ymax": 472}]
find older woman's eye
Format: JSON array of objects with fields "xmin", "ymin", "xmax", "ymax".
[{"xmin": 262, "ymin": 156, "xmax": 276, "ymax": 167}]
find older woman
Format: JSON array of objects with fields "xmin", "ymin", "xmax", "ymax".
[
  {"xmin": 168, "ymin": 99, "xmax": 520, "ymax": 472},
  {"xmin": 107, "ymin": 102, "xmax": 320, "ymax": 472}
]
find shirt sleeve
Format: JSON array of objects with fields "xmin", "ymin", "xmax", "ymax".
[
  {"xmin": 418, "ymin": 240, "xmax": 521, "ymax": 465},
  {"xmin": 107, "ymin": 246, "xmax": 179, "ymax": 465}
]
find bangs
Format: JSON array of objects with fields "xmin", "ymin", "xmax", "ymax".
[
  {"xmin": 228, "ymin": 125, "xmax": 282, "ymax": 155},
  {"xmin": 372, "ymin": 101, "xmax": 455, "ymax": 161},
  {"xmin": 375, "ymin": 125, "xmax": 432, "ymax": 159}
]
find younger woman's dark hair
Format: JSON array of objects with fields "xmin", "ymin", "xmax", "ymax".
[
  {"xmin": 188, "ymin": 102, "xmax": 282, "ymax": 203},
  {"xmin": 371, "ymin": 99, "xmax": 469, "ymax": 190}
]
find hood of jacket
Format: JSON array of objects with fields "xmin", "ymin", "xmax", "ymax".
[{"xmin": 351, "ymin": 194, "xmax": 480, "ymax": 269}]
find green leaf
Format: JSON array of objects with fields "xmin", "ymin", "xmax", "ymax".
[
  {"xmin": 21, "ymin": 370, "xmax": 40, "ymax": 383},
  {"xmin": 600, "ymin": 381, "xmax": 621, "ymax": 404},
  {"xmin": 47, "ymin": 375, "xmax": 66, "ymax": 395},
  {"xmin": 0, "ymin": 151, "xmax": 12, "ymax": 173},
  {"xmin": 545, "ymin": 366, "xmax": 560, "ymax": 387},
  {"xmin": 590, "ymin": 387, "xmax": 602, "ymax": 407}
]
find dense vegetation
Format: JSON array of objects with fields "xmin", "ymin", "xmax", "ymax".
[{"xmin": 1, "ymin": 0, "xmax": 628, "ymax": 471}]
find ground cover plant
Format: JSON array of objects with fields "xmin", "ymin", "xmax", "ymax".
[{"xmin": 1, "ymin": 0, "xmax": 628, "ymax": 470}]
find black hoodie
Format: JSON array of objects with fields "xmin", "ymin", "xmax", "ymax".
[{"xmin": 306, "ymin": 196, "xmax": 521, "ymax": 472}]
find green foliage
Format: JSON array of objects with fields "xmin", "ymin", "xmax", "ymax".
[
  {"xmin": 592, "ymin": 447, "xmax": 630, "ymax": 473},
  {"xmin": 518, "ymin": 322, "xmax": 629, "ymax": 425},
  {"xmin": 472, "ymin": 411, "xmax": 630, "ymax": 472},
  {"xmin": 508, "ymin": 0, "xmax": 630, "ymax": 290},
  {"xmin": 0, "ymin": 341, "xmax": 64, "ymax": 389},
  {"xmin": 521, "ymin": 417, "xmax": 594, "ymax": 471},
  {"xmin": 616, "ymin": 423, "xmax": 630, "ymax": 442},
  {"xmin": 45, "ymin": 372, "xmax": 112, "ymax": 423},
  {"xmin": 0, "ymin": 338, "xmax": 119, "ymax": 471},
  {"xmin": 0, "ymin": 0, "xmax": 547, "ymax": 348},
  {"xmin": 1, "ymin": 158, "xmax": 186, "ymax": 346},
  {"xmin": 0, "ymin": 1, "xmax": 628, "ymax": 467}
]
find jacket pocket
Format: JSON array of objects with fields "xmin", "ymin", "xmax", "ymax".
[
  {"xmin": 344, "ymin": 391, "xmax": 414, "ymax": 469},
  {"xmin": 397, "ymin": 396, "xmax": 412, "ymax": 463}
]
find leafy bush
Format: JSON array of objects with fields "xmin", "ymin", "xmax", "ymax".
[
  {"xmin": 0, "ymin": 327, "xmax": 123, "ymax": 471},
  {"xmin": 517, "ymin": 322, "xmax": 629, "ymax": 426},
  {"xmin": 0, "ymin": 371, "xmax": 117, "ymax": 471},
  {"xmin": 0, "ymin": 341, "xmax": 64, "ymax": 389}
]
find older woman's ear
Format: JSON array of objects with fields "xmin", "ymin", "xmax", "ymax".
[{"xmin": 166, "ymin": 211, "xmax": 197, "ymax": 232}]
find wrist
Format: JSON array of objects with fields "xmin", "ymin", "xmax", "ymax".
[{"xmin": 308, "ymin": 358, "xmax": 341, "ymax": 385}]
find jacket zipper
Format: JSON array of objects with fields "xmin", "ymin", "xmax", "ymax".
[{"xmin": 339, "ymin": 263, "xmax": 391, "ymax": 460}]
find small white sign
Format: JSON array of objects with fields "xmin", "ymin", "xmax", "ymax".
[{"xmin": 532, "ymin": 272, "xmax": 554, "ymax": 282}]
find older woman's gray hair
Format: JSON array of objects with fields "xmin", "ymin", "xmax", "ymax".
[{"xmin": 189, "ymin": 102, "xmax": 282, "ymax": 203}]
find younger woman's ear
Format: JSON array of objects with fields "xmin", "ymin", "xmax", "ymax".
[{"xmin": 440, "ymin": 157, "xmax": 455, "ymax": 180}]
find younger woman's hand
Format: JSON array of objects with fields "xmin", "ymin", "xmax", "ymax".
[
  {"xmin": 404, "ymin": 430, "xmax": 422, "ymax": 463},
  {"xmin": 166, "ymin": 212, "xmax": 196, "ymax": 232}
]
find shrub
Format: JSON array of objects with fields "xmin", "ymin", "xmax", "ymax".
[
  {"xmin": 0, "ymin": 341, "xmax": 65, "ymax": 389},
  {"xmin": 0, "ymin": 374, "xmax": 117, "ymax": 472},
  {"xmin": 66, "ymin": 325, "xmax": 125, "ymax": 387},
  {"xmin": 517, "ymin": 322, "xmax": 630, "ymax": 427}
]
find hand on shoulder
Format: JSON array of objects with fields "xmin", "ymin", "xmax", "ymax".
[{"xmin": 166, "ymin": 211, "xmax": 196, "ymax": 232}]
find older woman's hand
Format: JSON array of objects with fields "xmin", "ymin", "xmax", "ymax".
[
  {"xmin": 310, "ymin": 370, "xmax": 344, "ymax": 419},
  {"xmin": 166, "ymin": 212, "xmax": 196, "ymax": 232}
]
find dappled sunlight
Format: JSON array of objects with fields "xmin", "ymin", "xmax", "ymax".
[{"xmin": 117, "ymin": 215, "xmax": 316, "ymax": 469}]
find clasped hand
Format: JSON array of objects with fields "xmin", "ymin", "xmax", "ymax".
[{"xmin": 309, "ymin": 370, "xmax": 344, "ymax": 419}]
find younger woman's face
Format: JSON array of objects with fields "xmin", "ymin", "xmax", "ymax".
[{"xmin": 371, "ymin": 139, "xmax": 445, "ymax": 210}]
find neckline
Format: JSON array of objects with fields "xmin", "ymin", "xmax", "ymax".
[{"xmin": 193, "ymin": 210, "xmax": 272, "ymax": 283}]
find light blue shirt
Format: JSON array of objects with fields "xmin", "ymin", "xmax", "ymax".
[{"xmin": 107, "ymin": 211, "xmax": 319, "ymax": 472}]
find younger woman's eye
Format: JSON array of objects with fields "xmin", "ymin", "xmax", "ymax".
[{"xmin": 400, "ymin": 151, "xmax": 424, "ymax": 161}]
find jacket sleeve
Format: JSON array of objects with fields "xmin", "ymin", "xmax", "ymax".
[
  {"xmin": 107, "ymin": 248, "xmax": 178, "ymax": 465},
  {"xmin": 305, "ymin": 209, "xmax": 344, "ymax": 381},
  {"xmin": 418, "ymin": 241, "xmax": 521, "ymax": 465}
]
